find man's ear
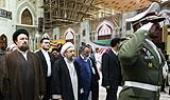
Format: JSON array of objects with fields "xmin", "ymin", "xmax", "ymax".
[
  {"xmin": 14, "ymin": 40, "xmax": 17, "ymax": 44},
  {"xmin": 63, "ymin": 51, "xmax": 67, "ymax": 57}
]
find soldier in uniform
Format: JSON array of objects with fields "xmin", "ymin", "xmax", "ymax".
[{"xmin": 118, "ymin": 2, "xmax": 168, "ymax": 100}]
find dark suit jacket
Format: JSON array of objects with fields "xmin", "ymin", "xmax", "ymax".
[
  {"xmin": 101, "ymin": 49, "xmax": 122, "ymax": 88},
  {"xmin": 36, "ymin": 50, "xmax": 54, "ymax": 78},
  {"xmin": 89, "ymin": 57, "xmax": 100, "ymax": 82},
  {"xmin": 89, "ymin": 57, "xmax": 100, "ymax": 100}
]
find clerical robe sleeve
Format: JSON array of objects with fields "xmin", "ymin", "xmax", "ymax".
[
  {"xmin": 37, "ymin": 56, "xmax": 46, "ymax": 96},
  {"xmin": 52, "ymin": 60, "xmax": 62, "ymax": 99}
]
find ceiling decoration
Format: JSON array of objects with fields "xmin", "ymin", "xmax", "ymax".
[
  {"xmin": 161, "ymin": 0, "xmax": 170, "ymax": 7},
  {"xmin": 42, "ymin": 0, "xmax": 100, "ymax": 29},
  {"xmin": 42, "ymin": 0, "xmax": 165, "ymax": 29},
  {"xmin": 100, "ymin": 0, "xmax": 162, "ymax": 12}
]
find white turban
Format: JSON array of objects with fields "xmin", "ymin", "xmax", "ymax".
[{"xmin": 60, "ymin": 42, "xmax": 74, "ymax": 57}]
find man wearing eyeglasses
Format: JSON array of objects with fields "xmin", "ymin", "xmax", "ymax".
[{"xmin": 36, "ymin": 37, "xmax": 54, "ymax": 100}]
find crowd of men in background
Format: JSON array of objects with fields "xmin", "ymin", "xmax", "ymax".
[{"xmin": 0, "ymin": 28, "xmax": 102, "ymax": 100}]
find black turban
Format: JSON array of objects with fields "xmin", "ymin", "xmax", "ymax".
[{"xmin": 13, "ymin": 29, "xmax": 29, "ymax": 43}]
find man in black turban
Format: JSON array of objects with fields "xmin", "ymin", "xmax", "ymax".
[
  {"xmin": 12, "ymin": 29, "xmax": 29, "ymax": 51},
  {"xmin": 5, "ymin": 29, "xmax": 45, "ymax": 100},
  {"xmin": 13, "ymin": 29, "xmax": 29, "ymax": 43}
]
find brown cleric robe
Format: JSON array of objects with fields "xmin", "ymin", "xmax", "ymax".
[
  {"xmin": 5, "ymin": 50, "xmax": 45, "ymax": 100},
  {"xmin": 0, "ymin": 49, "xmax": 7, "ymax": 99}
]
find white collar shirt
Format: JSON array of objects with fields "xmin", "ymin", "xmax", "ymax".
[
  {"xmin": 64, "ymin": 57, "xmax": 78, "ymax": 100},
  {"xmin": 41, "ymin": 49, "xmax": 51, "ymax": 77},
  {"xmin": 18, "ymin": 49, "xmax": 28, "ymax": 60}
]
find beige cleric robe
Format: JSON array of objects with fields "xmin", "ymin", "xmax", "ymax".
[{"xmin": 5, "ymin": 50, "xmax": 45, "ymax": 100}]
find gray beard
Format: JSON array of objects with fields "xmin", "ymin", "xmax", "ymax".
[
  {"xmin": 67, "ymin": 56, "xmax": 75, "ymax": 62},
  {"xmin": 68, "ymin": 57, "xmax": 73, "ymax": 62}
]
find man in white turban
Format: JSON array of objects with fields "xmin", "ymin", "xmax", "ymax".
[
  {"xmin": 60, "ymin": 42, "xmax": 74, "ymax": 57},
  {"xmin": 52, "ymin": 42, "xmax": 81, "ymax": 100}
]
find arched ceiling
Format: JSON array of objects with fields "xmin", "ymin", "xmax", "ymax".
[
  {"xmin": 101, "ymin": 0, "xmax": 153, "ymax": 12},
  {"xmin": 42, "ymin": 0, "xmax": 167, "ymax": 29},
  {"xmin": 43, "ymin": 0, "xmax": 99, "ymax": 28},
  {"xmin": 102, "ymin": 0, "xmax": 170, "ymax": 12}
]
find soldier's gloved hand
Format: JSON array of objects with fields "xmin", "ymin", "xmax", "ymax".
[{"xmin": 137, "ymin": 22, "xmax": 153, "ymax": 33}]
